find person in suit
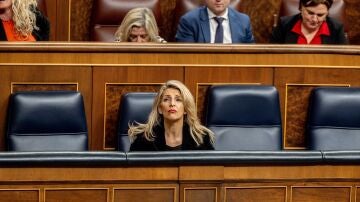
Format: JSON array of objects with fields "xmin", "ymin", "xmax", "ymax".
[
  {"xmin": 114, "ymin": 7, "xmax": 166, "ymax": 43},
  {"xmin": 175, "ymin": 0, "xmax": 254, "ymax": 43},
  {"xmin": 270, "ymin": 0, "xmax": 347, "ymax": 44},
  {"xmin": 0, "ymin": 0, "xmax": 50, "ymax": 41},
  {"xmin": 129, "ymin": 80, "xmax": 215, "ymax": 151}
]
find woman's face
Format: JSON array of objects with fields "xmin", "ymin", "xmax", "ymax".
[
  {"xmin": 0, "ymin": 0, "xmax": 12, "ymax": 10},
  {"xmin": 158, "ymin": 88, "xmax": 186, "ymax": 123},
  {"xmin": 301, "ymin": 3, "xmax": 328, "ymax": 31},
  {"xmin": 128, "ymin": 26, "xmax": 150, "ymax": 42}
]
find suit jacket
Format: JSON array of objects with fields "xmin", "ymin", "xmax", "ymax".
[
  {"xmin": 175, "ymin": 6, "xmax": 255, "ymax": 43},
  {"xmin": 270, "ymin": 14, "xmax": 347, "ymax": 44},
  {"xmin": 0, "ymin": 9, "xmax": 50, "ymax": 41},
  {"xmin": 129, "ymin": 123, "xmax": 214, "ymax": 151}
]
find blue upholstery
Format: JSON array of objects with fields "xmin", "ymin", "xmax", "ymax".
[
  {"xmin": 307, "ymin": 87, "xmax": 360, "ymax": 150},
  {"xmin": 117, "ymin": 92, "xmax": 156, "ymax": 151},
  {"xmin": 7, "ymin": 91, "xmax": 88, "ymax": 151},
  {"xmin": 205, "ymin": 85, "xmax": 282, "ymax": 150}
]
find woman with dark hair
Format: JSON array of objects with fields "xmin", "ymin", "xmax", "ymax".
[{"xmin": 270, "ymin": 0, "xmax": 347, "ymax": 44}]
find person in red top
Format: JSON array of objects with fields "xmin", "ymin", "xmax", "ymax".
[
  {"xmin": 270, "ymin": 0, "xmax": 347, "ymax": 44},
  {"xmin": 0, "ymin": 0, "xmax": 49, "ymax": 41}
]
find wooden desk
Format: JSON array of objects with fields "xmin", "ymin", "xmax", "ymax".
[
  {"xmin": 0, "ymin": 163, "xmax": 360, "ymax": 201},
  {"xmin": 0, "ymin": 150, "xmax": 359, "ymax": 202}
]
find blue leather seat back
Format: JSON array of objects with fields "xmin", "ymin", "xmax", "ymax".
[
  {"xmin": 117, "ymin": 92, "xmax": 156, "ymax": 151},
  {"xmin": 307, "ymin": 87, "xmax": 360, "ymax": 150},
  {"xmin": 7, "ymin": 91, "xmax": 88, "ymax": 151},
  {"xmin": 205, "ymin": 85, "xmax": 282, "ymax": 150}
]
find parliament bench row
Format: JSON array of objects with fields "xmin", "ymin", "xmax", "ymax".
[
  {"xmin": 0, "ymin": 150, "xmax": 360, "ymax": 167},
  {"xmin": 6, "ymin": 86, "xmax": 360, "ymax": 152}
]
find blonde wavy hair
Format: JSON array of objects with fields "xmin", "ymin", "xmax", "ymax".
[
  {"xmin": 11, "ymin": 0, "xmax": 38, "ymax": 39},
  {"xmin": 128, "ymin": 80, "xmax": 215, "ymax": 146},
  {"xmin": 114, "ymin": 7, "xmax": 160, "ymax": 42}
]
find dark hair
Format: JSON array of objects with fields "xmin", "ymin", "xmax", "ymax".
[{"xmin": 299, "ymin": 0, "xmax": 333, "ymax": 10}]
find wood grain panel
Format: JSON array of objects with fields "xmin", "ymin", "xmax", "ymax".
[
  {"xmin": 0, "ymin": 189, "xmax": 39, "ymax": 202},
  {"xmin": 114, "ymin": 187, "xmax": 176, "ymax": 202},
  {"xmin": 104, "ymin": 84, "xmax": 161, "ymax": 149},
  {"xmin": 46, "ymin": 189, "xmax": 107, "ymax": 202},
  {"xmin": 224, "ymin": 165, "xmax": 360, "ymax": 180},
  {"xmin": 0, "ymin": 166, "xmax": 360, "ymax": 202},
  {"xmin": 292, "ymin": 187, "xmax": 351, "ymax": 202},
  {"xmin": 345, "ymin": 0, "xmax": 360, "ymax": 44},
  {"xmin": 45, "ymin": 0, "xmax": 57, "ymax": 41},
  {"xmin": 92, "ymin": 66, "xmax": 183, "ymax": 150},
  {"xmin": 284, "ymin": 84, "xmax": 350, "ymax": 149},
  {"xmin": 70, "ymin": 0, "xmax": 93, "ymax": 41},
  {"xmin": 225, "ymin": 186, "xmax": 286, "ymax": 202},
  {"xmin": 56, "ymin": 0, "xmax": 71, "ymax": 41},
  {"xmin": 184, "ymin": 188, "xmax": 217, "ymax": 202},
  {"xmin": 240, "ymin": 0, "xmax": 281, "ymax": 43},
  {"xmin": 274, "ymin": 67, "xmax": 360, "ymax": 149},
  {"xmin": 11, "ymin": 83, "xmax": 78, "ymax": 93}
]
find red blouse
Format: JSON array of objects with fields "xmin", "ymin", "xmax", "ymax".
[
  {"xmin": 291, "ymin": 19, "xmax": 330, "ymax": 44},
  {"xmin": 2, "ymin": 20, "xmax": 36, "ymax": 41}
]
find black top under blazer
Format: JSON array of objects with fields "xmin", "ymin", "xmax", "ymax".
[
  {"xmin": 0, "ymin": 9, "xmax": 50, "ymax": 41},
  {"xmin": 129, "ymin": 123, "xmax": 214, "ymax": 151},
  {"xmin": 270, "ymin": 14, "xmax": 347, "ymax": 44}
]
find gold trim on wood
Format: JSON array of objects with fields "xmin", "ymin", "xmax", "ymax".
[
  {"xmin": 284, "ymin": 83, "xmax": 351, "ymax": 149},
  {"xmin": 10, "ymin": 82, "xmax": 79, "ymax": 93},
  {"xmin": 2, "ymin": 63, "xmax": 360, "ymax": 69}
]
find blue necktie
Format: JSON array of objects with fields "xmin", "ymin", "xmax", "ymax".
[{"xmin": 214, "ymin": 17, "xmax": 224, "ymax": 43}]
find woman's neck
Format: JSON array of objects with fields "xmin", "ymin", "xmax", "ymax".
[
  {"xmin": 164, "ymin": 119, "xmax": 184, "ymax": 147},
  {"xmin": 0, "ymin": 8, "xmax": 12, "ymax": 21},
  {"xmin": 301, "ymin": 23, "xmax": 319, "ymax": 44}
]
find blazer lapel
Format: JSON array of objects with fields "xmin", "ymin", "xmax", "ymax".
[
  {"xmin": 200, "ymin": 7, "xmax": 211, "ymax": 43},
  {"xmin": 228, "ymin": 8, "xmax": 239, "ymax": 43}
]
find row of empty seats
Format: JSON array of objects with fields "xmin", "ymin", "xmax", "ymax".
[
  {"xmin": 89, "ymin": 0, "xmax": 347, "ymax": 42},
  {"xmin": 6, "ymin": 86, "xmax": 360, "ymax": 152}
]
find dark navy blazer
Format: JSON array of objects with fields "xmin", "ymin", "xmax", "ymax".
[{"xmin": 270, "ymin": 14, "xmax": 347, "ymax": 44}]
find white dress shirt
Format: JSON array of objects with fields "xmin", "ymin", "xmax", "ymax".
[{"xmin": 207, "ymin": 8, "xmax": 232, "ymax": 43}]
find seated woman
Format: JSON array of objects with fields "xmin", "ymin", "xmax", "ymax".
[
  {"xmin": 114, "ymin": 7, "xmax": 166, "ymax": 43},
  {"xmin": 270, "ymin": 0, "xmax": 347, "ymax": 44},
  {"xmin": 0, "ymin": 0, "xmax": 50, "ymax": 41},
  {"xmin": 129, "ymin": 80, "xmax": 215, "ymax": 151}
]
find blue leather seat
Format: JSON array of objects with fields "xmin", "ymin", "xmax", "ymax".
[
  {"xmin": 117, "ymin": 92, "xmax": 156, "ymax": 151},
  {"xmin": 205, "ymin": 85, "xmax": 282, "ymax": 150},
  {"xmin": 307, "ymin": 87, "xmax": 360, "ymax": 150},
  {"xmin": 7, "ymin": 91, "xmax": 88, "ymax": 151}
]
